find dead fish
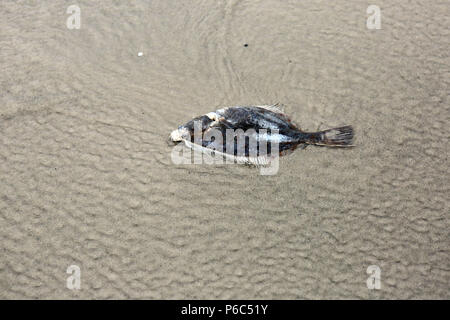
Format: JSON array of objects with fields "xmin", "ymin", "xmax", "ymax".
[{"xmin": 170, "ymin": 105, "xmax": 354, "ymax": 165}]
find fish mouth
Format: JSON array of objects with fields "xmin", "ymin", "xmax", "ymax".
[
  {"xmin": 170, "ymin": 129, "xmax": 183, "ymax": 142},
  {"xmin": 169, "ymin": 127, "xmax": 190, "ymax": 144},
  {"xmin": 167, "ymin": 134, "xmax": 178, "ymax": 145}
]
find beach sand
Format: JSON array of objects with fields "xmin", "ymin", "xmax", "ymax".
[{"xmin": 0, "ymin": 0, "xmax": 448, "ymax": 299}]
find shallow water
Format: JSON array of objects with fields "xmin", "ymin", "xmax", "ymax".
[{"xmin": 0, "ymin": 0, "xmax": 448, "ymax": 298}]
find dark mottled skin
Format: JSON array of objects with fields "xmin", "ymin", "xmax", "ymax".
[
  {"xmin": 178, "ymin": 106, "xmax": 353, "ymax": 158},
  {"xmin": 219, "ymin": 107, "xmax": 309, "ymax": 155}
]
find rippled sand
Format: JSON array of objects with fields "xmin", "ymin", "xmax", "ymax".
[{"xmin": 1, "ymin": 0, "xmax": 448, "ymax": 299}]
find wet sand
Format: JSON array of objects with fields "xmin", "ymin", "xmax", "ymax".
[{"xmin": 0, "ymin": 0, "xmax": 449, "ymax": 299}]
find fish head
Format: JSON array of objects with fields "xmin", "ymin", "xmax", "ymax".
[
  {"xmin": 170, "ymin": 125, "xmax": 191, "ymax": 142},
  {"xmin": 170, "ymin": 114, "xmax": 218, "ymax": 143}
]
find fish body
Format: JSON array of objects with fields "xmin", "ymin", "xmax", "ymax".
[{"xmin": 170, "ymin": 105, "xmax": 353, "ymax": 165}]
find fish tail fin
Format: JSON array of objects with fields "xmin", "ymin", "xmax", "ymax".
[{"xmin": 306, "ymin": 126, "xmax": 354, "ymax": 147}]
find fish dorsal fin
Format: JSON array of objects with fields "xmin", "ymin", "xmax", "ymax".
[
  {"xmin": 255, "ymin": 103, "xmax": 286, "ymax": 114},
  {"xmin": 255, "ymin": 104, "xmax": 302, "ymax": 129}
]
